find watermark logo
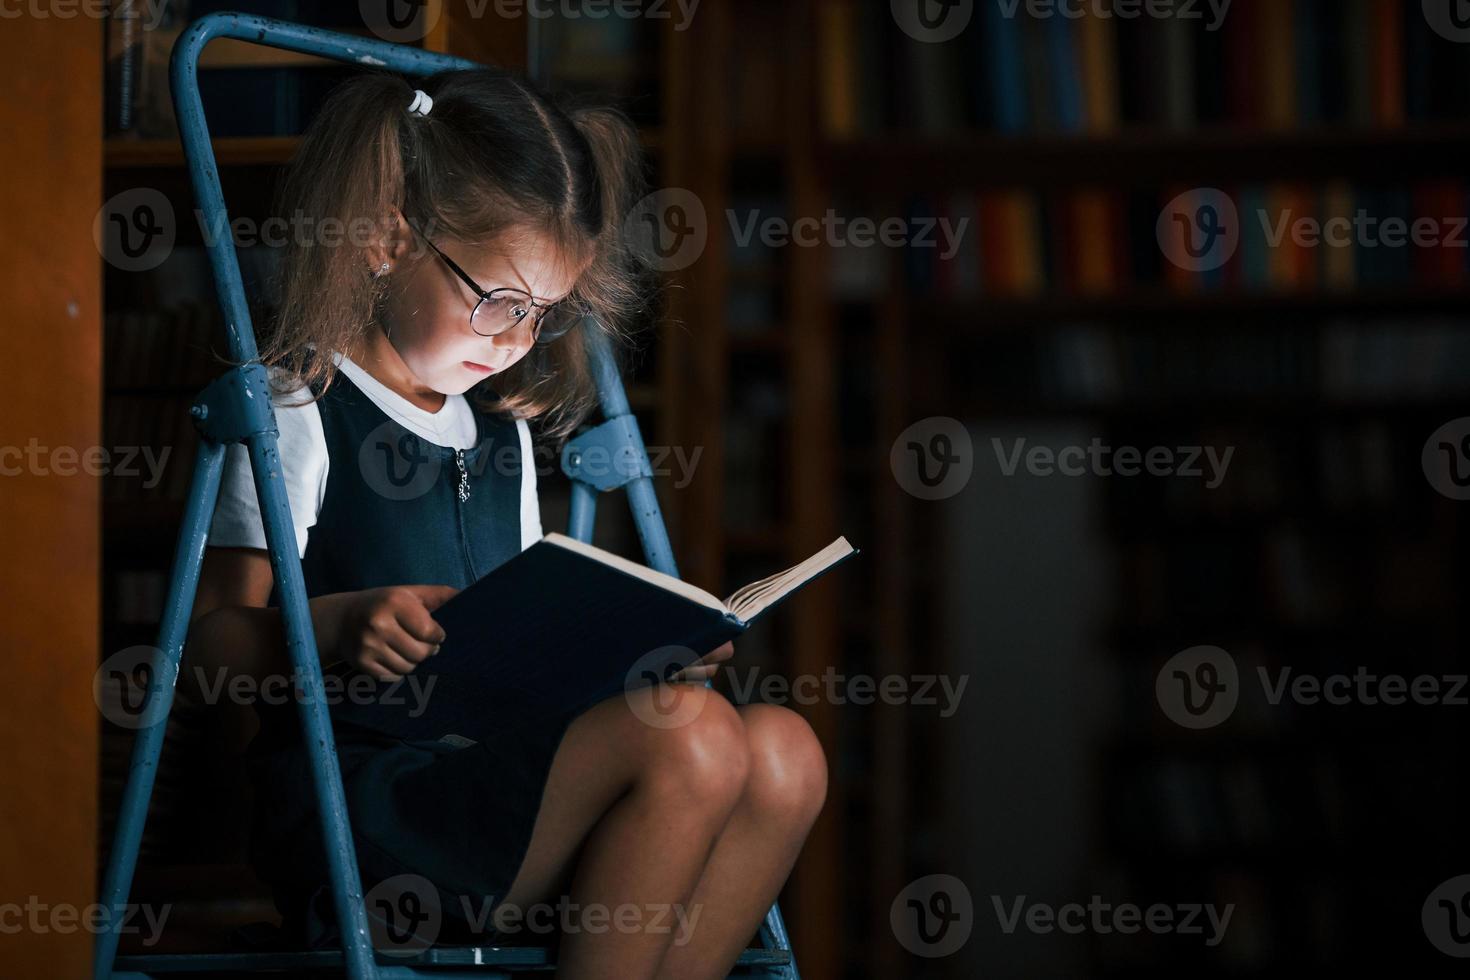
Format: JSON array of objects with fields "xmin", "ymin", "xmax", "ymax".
[
  {"xmin": 1156, "ymin": 645, "xmax": 1238, "ymax": 729},
  {"xmin": 1159, "ymin": 645, "xmax": 1470, "ymax": 729},
  {"xmin": 622, "ymin": 645, "xmax": 707, "ymax": 730},
  {"xmin": 359, "ymin": 0, "xmax": 442, "ymax": 44},
  {"xmin": 891, "ymin": 417, "xmax": 974, "ymax": 500},
  {"xmin": 892, "ymin": 874, "xmax": 973, "ymax": 957},
  {"xmin": 1423, "ymin": 0, "xmax": 1470, "ymax": 43},
  {"xmin": 94, "ymin": 188, "xmax": 176, "ymax": 273},
  {"xmin": 365, "ymin": 874, "xmax": 443, "ymax": 955},
  {"xmin": 1423, "ymin": 418, "xmax": 1470, "ymax": 501},
  {"xmin": 359, "ymin": 421, "xmax": 443, "ymax": 502},
  {"xmin": 625, "ymin": 188, "xmax": 708, "ymax": 272},
  {"xmin": 1158, "ymin": 188, "xmax": 1239, "ymax": 273},
  {"xmin": 95, "ymin": 646, "xmax": 175, "ymax": 730},
  {"xmin": 1161, "ymin": 188, "xmax": 1468, "ymax": 273},
  {"xmin": 1424, "ymin": 875, "xmax": 1470, "ymax": 956},
  {"xmin": 892, "ymin": 0, "xmax": 973, "ymax": 42}
]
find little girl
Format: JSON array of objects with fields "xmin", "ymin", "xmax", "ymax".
[{"xmin": 186, "ymin": 69, "xmax": 827, "ymax": 979}]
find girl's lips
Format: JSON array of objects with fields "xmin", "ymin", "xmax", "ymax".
[{"xmin": 463, "ymin": 360, "xmax": 495, "ymax": 374}]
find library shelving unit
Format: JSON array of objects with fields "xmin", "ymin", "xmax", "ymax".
[
  {"xmin": 653, "ymin": 4, "xmax": 851, "ymax": 978},
  {"xmin": 813, "ymin": 0, "xmax": 1470, "ymax": 975}
]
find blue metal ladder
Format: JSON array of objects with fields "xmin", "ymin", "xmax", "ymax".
[{"xmin": 94, "ymin": 12, "xmax": 801, "ymax": 979}]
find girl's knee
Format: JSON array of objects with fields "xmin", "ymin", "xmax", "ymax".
[
  {"xmin": 737, "ymin": 704, "xmax": 828, "ymax": 827},
  {"xmin": 632, "ymin": 686, "xmax": 750, "ymax": 810}
]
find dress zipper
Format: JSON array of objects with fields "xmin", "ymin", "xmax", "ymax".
[{"xmin": 454, "ymin": 448, "xmax": 470, "ymax": 502}]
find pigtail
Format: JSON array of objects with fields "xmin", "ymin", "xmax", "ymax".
[{"xmin": 261, "ymin": 71, "xmax": 421, "ymax": 393}]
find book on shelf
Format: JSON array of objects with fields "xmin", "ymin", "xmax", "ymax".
[
  {"xmin": 890, "ymin": 178, "xmax": 1470, "ymax": 301},
  {"xmin": 818, "ymin": 0, "xmax": 1470, "ymax": 136}
]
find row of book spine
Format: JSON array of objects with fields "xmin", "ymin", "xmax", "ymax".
[
  {"xmin": 1097, "ymin": 419, "xmax": 1406, "ymax": 520},
  {"xmin": 892, "ymin": 181, "xmax": 1470, "ymax": 299},
  {"xmin": 820, "ymin": 0, "xmax": 1470, "ymax": 136},
  {"xmin": 101, "ymin": 395, "xmax": 200, "ymax": 502},
  {"xmin": 1036, "ymin": 320, "xmax": 1470, "ymax": 404},
  {"xmin": 1115, "ymin": 524, "xmax": 1448, "ymax": 628},
  {"xmin": 105, "ymin": 304, "xmax": 224, "ymax": 390},
  {"xmin": 106, "ymin": 1, "xmax": 367, "ymax": 139}
]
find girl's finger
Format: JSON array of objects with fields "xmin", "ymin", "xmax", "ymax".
[
  {"xmin": 382, "ymin": 624, "xmax": 439, "ymax": 667},
  {"xmin": 395, "ymin": 598, "xmax": 448, "ymax": 646},
  {"xmin": 702, "ymin": 641, "xmax": 735, "ymax": 663},
  {"xmin": 363, "ymin": 639, "xmax": 418, "ymax": 678}
]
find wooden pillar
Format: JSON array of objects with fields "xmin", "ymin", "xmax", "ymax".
[{"xmin": 0, "ymin": 14, "xmax": 103, "ymax": 980}]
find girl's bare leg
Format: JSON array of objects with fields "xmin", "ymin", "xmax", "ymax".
[
  {"xmin": 491, "ymin": 683, "xmax": 752, "ymax": 980},
  {"xmin": 651, "ymin": 703, "xmax": 828, "ymax": 980}
]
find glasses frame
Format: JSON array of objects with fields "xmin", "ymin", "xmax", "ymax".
[{"xmin": 410, "ymin": 226, "xmax": 583, "ymax": 343}]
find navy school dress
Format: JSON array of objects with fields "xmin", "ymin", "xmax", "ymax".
[{"xmin": 244, "ymin": 368, "xmax": 599, "ymax": 949}]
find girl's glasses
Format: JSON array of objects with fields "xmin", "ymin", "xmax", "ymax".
[{"xmin": 412, "ymin": 229, "xmax": 586, "ymax": 343}]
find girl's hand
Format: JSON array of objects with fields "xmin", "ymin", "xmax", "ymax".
[
  {"xmin": 336, "ymin": 585, "xmax": 459, "ymax": 681},
  {"xmin": 669, "ymin": 640, "xmax": 735, "ymax": 684}
]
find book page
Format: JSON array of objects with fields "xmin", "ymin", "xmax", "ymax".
[{"xmin": 723, "ymin": 536, "xmax": 855, "ymax": 621}]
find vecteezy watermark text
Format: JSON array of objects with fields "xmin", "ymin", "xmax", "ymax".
[
  {"xmin": 992, "ymin": 437, "xmax": 1234, "ymax": 488},
  {"xmin": 995, "ymin": 0, "xmax": 1232, "ymax": 30},
  {"xmin": 1157, "ymin": 645, "xmax": 1470, "ymax": 729},
  {"xmin": 0, "ymin": 440, "xmax": 170, "ymax": 488},
  {"xmin": 992, "ymin": 895, "xmax": 1233, "ymax": 946},
  {"xmin": 722, "ymin": 667, "xmax": 967, "ymax": 718},
  {"xmin": 363, "ymin": 874, "xmax": 702, "ymax": 956},
  {"xmin": 0, "ymin": 898, "xmax": 171, "ymax": 947}
]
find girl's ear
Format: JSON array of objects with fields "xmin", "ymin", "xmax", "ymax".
[{"xmin": 365, "ymin": 208, "xmax": 416, "ymax": 276}]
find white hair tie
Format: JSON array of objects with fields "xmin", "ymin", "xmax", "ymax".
[{"xmin": 407, "ymin": 89, "xmax": 434, "ymax": 117}]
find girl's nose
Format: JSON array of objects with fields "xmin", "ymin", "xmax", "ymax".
[{"xmin": 491, "ymin": 317, "xmax": 534, "ymax": 351}]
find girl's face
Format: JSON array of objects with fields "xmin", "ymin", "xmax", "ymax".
[{"xmin": 376, "ymin": 225, "xmax": 586, "ymax": 396}]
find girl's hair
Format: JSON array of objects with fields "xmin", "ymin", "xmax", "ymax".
[{"xmin": 260, "ymin": 68, "xmax": 652, "ymax": 445}]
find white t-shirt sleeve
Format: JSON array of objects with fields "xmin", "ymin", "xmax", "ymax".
[
  {"xmin": 517, "ymin": 417, "xmax": 543, "ymax": 550},
  {"xmin": 207, "ymin": 384, "xmax": 328, "ymax": 560}
]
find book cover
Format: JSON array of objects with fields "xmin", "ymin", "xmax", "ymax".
[
  {"xmin": 1260, "ymin": 0, "xmax": 1297, "ymax": 129},
  {"xmin": 328, "ymin": 534, "xmax": 860, "ymax": 741},
  {"xmin": 1045, "ymin": 12, "xmax": 1085, "ymax": 133},
  {"xmin": 981, "ymin": 0, "xmax": 1029, "ymax": 132},
  {"xmin": 1157, "ymin": 17, "xmax": 1197, "ymax": 130},
  {"xmin": 818, "ymin": 0, "xmax": 859, "ymax": 138},
  {"xmin": 1073, "ymin": 190, "xmax": 1115, "ymax": 295},
  {"xmin": 1077, "ymin": 6, "xmax": 1120, "ymax": 132},
  {"xmin": 1372, "ymin": 0, "xmax": 1405, "ymax": 126}
]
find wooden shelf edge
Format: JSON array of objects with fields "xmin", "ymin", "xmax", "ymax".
[
  {"xmin": 823, "ymin": 124, "xmax": 1470, "ymax": 187},
  {"xmin": 107, "ymin": 127, "xmax": 665, "ymax": 170},
  {"xmin": 106, "ymin": 135, "xmax": 301, "ymax": 169}
]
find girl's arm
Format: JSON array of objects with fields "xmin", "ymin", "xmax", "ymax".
[{"xmin": 185, "ymin": 546, "xmax": 456, "ymax": 693}]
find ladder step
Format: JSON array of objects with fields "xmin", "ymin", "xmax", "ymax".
[{"xmin": 115, "ymin": 944, "xmax": 793, "ymax": 972}]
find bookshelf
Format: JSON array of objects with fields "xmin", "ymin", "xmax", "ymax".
[{"xmin": 816, "ymin": 0, "xmax": 1470, "ymax": 975}]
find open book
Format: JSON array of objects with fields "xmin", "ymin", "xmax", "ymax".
[
  {"xmin": 546, "ymin": 532, "xmax": 859, "ymax": 624},
  {"xmin": 327, "ymin": 532, "xmax": 860, "ymax": 742}
]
